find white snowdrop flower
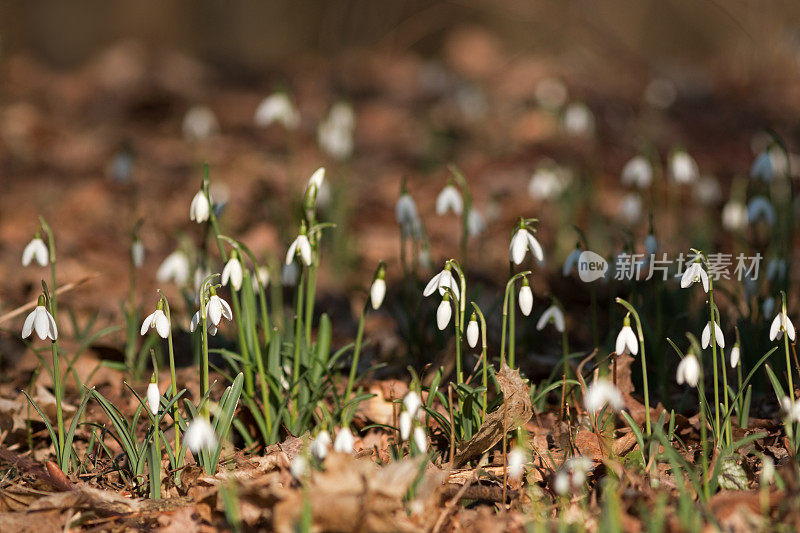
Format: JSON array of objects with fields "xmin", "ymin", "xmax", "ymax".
[
  {"xmin": 290, "ymin": 455, "xmax": 308, "ymax": 479},
  {"xmin": 418, "ymin": 248, "xmax": 433, "ymax": 271},
  {"xmin": 282, "ymin": 262, "xmax": 299, "ymax": 287},
  {"xmin": 254, "ymin": 93, "xmax": 300, "ymax": 130},
  {"xmin": 780, "ymin": 396, "xmax": 800, "ymax": 423},
  {"xmin": 146, "ymin": 380, "xmax": 160, "ymax": 416},
  {"xmin": 644, "ymin": 78, "xmax": 677, "ymax": 109},
  {"xmin": 769, "ymin": 308, "xmax": 796, "ymax": 342},
  {"xmin": 562, "ymin": 102, "xmax": 594, "ymax": 137},
  {"xmin": 750, "ymin": 148, "xmax": 787, "ymax": 182},
  {"xmin": 333, "ymin": 427, "xmax": 354, "ymax": 453},
  {"xmin": 615, "ymin": 318, "xmax": 638, "ymax": 356},
  {"xmin": 563, "ymin": 247, "xmax": 581, "ymax": 276},
  {"xmin": 21, "ymin": 297, "xmax": 58, "ymax": 341},
  {"xmin": 747, "ymin": 196, "xmax": 776, "ymax": 226},
  {"xmin": 535, "ymin": 77, "xmax": 568, "ymax": 110},
  {"xmin": 466, "ymin": 316, "xmax": 480, "ymax": 348},
  {"xmin": 311, "ymin": 430, "xmax": 331, "ymax": 462},
  {"xmin": 131, "ymin": 239, "xmax": 145, "ymax": 268},
  {"xmin": 185, "ymin": 418, "xmax": 218, "ymax": 452},
  {"xmin": 554, "ymin": 470, "xmax": 570, "ymax": 495},
  {"xmin": 396, "ymin": 193, "xmax": 421, "ymax": 240},
  {"xmin": 399, "ymin": 411, "xmax": 412, "ymax": 441},
  {"xmin": 618, "ymin": 193, "xmax": 642, "ymax": 224},
  {"xmin": 722, "ymin": 201, "xmax": 748, "ymax": 231},
  {"xmin": 413, "ymin": 426, "xmax": 427, "ymax": 453},
  {"xmin": 403, "ymin": 391, "xmax": 422, "ymax": 418},
  {"xmin": 518, "ymin": 279, "xmax": 533, "ymax": 316},
  {"xmin": 370, "ymin": 278, "xmax": 386, "ymax": 310},
  {"xmin": 701, "ymin": 321, "xmax": 725, "ymax": 349},
  {"xmin": 676, "ymin": 354, "xmax": 700, "ymax": 387},
  {"xmin": 467, "ymin": 208, "xmax": 486, "ymax": 237},
  {"xmin": 141, "ymin": 306, "xmax": 170, "ymax": 339},
  {"xmin": 285, "ymin": 230, "xmax": 313, "ymax": 266},
  {"xmin": 536, "ymin": 305, "xmax": 565, "ymax": 333},
  {"xmin": 567, "ymin": 457, "xmax": 593, "ymax": 488},
  {"xmin": 189, "ymin": 189, "xmax": 211, "ymax": 223},
  {"xmin": 252, "ymin": 266, "xmax": 270, "ymax": 292},
  {"xmin": 182, "ymin": 106, "xmax": 219, "ymax": 141},
  {"xmin": 221, "ymin": 255, "xmax": 244, "ymax": 291},
  {"xmin": 509, "ymin": 227, "xmax": 544, "ymax": 265},
  {"xmin": 190, "ymin": 310, "xmax": 218, "ymax": 336},
  {"xmin": 584, "ymin": 380, "xmax": 624, "ymax": 413},
  {"xmin": 528, "ymin": 167, "xmax": 569, "ymax": 201},
  {"xmin": 318, "ymin": 102, "xmax": 355, "ymax": 160},
  {"xmin": 730, "ymin": 344, "xmax": 740, "ymax": 369},
  {"xmin": 669, "ymin": 150, "xmax": 699, "ymax": 184},
  {"xmin": 206, "ymin": 293, "xmax": 233, "ymax": 327},
  {"xmin": 507, "ymin": 447, "xmax": 526, "ymax": 481},
  {"xmin": 760, "ymin": 457, "xmax": 775, "ymax": 485},
  {"xmin": 435, "ymin": 184, "xmax": 463, "ymax": 215},
  {"xmin": 766, "ymin": 259, "xmax": 787, "ymax": 282},
  {"xmin": 305, "ymin": 167, "xmax": 326, "ymax": 203},
  {"xmin": 693, "ymin": 175, "xmax": 722, "ymax": 205},
  {"xmin": 621, "ymin": 156, "xmax": 653, "ymax": 189},
  {"xmin": 22, "ymin": 237, "xmax": 49, "ymax": 267},
  {"xmin": 680, "ymin": 261, "xmax": 709, "ymax": 293},
  {"xmin": 423, "ymin": 266, "xmax": 460, "ymax": 300},
  {"xmin": 763, "ymin": 297, "xmax": 776, "ymax": 319},
  {"xmin": 436, "ymin": 297, "xmax": 453, "ymax": 330}
]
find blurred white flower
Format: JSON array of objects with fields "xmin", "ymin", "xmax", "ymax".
[
  {"xmin": 770, "ymin": 308, "xmax": 796, "ymax": 342},
  {"xmin": 535, "ymin": 77, "xmax": 568, "ymax": 110},
  {"xmin": 403, "ymin": 391, "xmax": 422, "ymax": 418},
  {"xmin": 680, "ymin": 261, "xmax": 709, "ymax": 293},
  {"xmin": 413, "ymin": 426, "xmax": 427, "ymax": 452},
  {"xmin": 141, "ymin": 307, "xmax": 170, "ymax": 339},
  {"xmin": 509, "ymin": 227, "xmax": 544, "ymax": 265},
  {"xmin": 701, "ymin": 321, "xmax": 725, "ymax": 349},
  {"xmin": 467, "ymin": 208, "xmax": 486, "ymax": 237},
  {"xmin": 584, "ymin": 380, "xmax": 624, "ymax": 413},
  {"xmin": 437, "ymin": 297, "xmax": 453, "ymax": 330},
  {"xmin": 185, "ymin": 418, "xmax": 218, "ymax": 452},
  {"xmin": 761, "ymin": 456, "xmax": 775, "ymax": 485},
  {"xmin": 466, "ymin": 317, "xmax": 480, "ymax": 348},
  {"xmin": 147, "ymin": 381, "xmax": 160, "ymax": 416},
  {"xmin": 399, "ymin": 411, "xmax": 412, "ymax": 441},
  {"xmin": 396, "ymin": 193, "xmax": 422, "ymax": 240},
  {"xmin": 618, "ymin": 193, "xmax": 643, "ymax": 224},
  {"xmin": 780, "ymin": 396, "xmax": 800, "ymax": 423},
  {"xmin": 189, "ymin": 190, "xmax": 211, "ymax": 223},
  {"xmin": 676, "ymin": 354, "xmax": 700, "ymax": 387},
  {"xmin": 333, "ymin": 427, "xmax": 354, "ymax": 453},
  {"xmin": 747, "ymin": 196, "xmax": 776, "ymax": 226},
  {"xmin": 436, "ymin": 184, "xmax": 463, "ymax": 215},
  {"xmin": 693, "ymin": 176, "xmax": 722, "ymax": 205},
  {"xmin": 528, "ymin": 166, "xmax": 570, "ymax": 201},
  {"xmin": 318, "ymin": 102, "xmax": 355, "ymax": 160},
  {"xmin": 554, "ymin": 470, "xmax": 570, "ymax": 495},
  {"xmin": 518, "ymin": 280, "xmax": 533, "ymax": 316},
  {"xmin": 311, "ymin": 430, "xmax": 331, "ymax": 461},
  {"xmin": 507, "ymin": 447, "xmax": 527, "ymax": 481},
  {"xmin": 562, "ymin": 102, "xmax": 594, "ymax": 137},
  {"xmin": 22, "ymin": 237, "xmax": 49, "ymax": 267},
  {"xmin": 290, "ymin": 455, "xmax": 308, "ymax": 479},
  {"xmin": 423, "ymin": 266, "xmax": 460, "ymax": 300},
  {"xmin": 536, "ymin": 305, "xmax": 565, "ymax": 333},
  {"xmin": 131, "ymin": 239, "xmax": 145, "ymax": 268},
  {"xmin": 751, "ymin": 147, "xmax": 788, "ymax": 182},
  {"xmin": 221, "ymin": 256, "xmax": 244, "ymax": 291},
  {"xmin": 621, "ymin": 156, "xmax": 653, "ymax": 189},
  {"xmin": 721, "ymin": 201, "xmax": 747, "ymax": 231},
  {"xmin": 254, "ymin": 93, "xmax": 300, "ymax": 130},
  {"xmin": 282, "ymin": 262, "xmax": 299, "ymax": 287},
  {"xmin": 252, "ymin": 266, "xmax": 270, "ymax": 292},
  {"xmin": 22, "ymin": 300, "xmax": 57, "ymax": 341},
  {"xmin": 669, "ymin": 150, "xmax": 699, "ymax": 184},
  {"xmin": 763, "ymin": 297, "xmax": 776, "ymax": 319},
  {"xmin": 182, "ymin": 106, "xmax": 219, "ymax": 141},
  {"xmin": 644, "ymin": 78, "xmax": 677, "ymax": 109}
]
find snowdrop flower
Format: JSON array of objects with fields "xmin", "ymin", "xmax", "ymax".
[
  {"xmin": 763, "ymin": 297, "xmax": 776, "ymax": 319},
  {"xmin": 147, "ymin": 378, "xmax": 160, "ymax": 416},
  {"xmin": 303, "ymin": 167, "xmax": 328, "ymax": 219},
  {"xmin": 189, "ymin": 189, "xmax": 211, "ymax": 223},
  {"xmin": 437, "ymin": 295, "xmax": 453, "ymax": 330},
  {"xmin": 131, "ymin": 239, "xmax": 145, "ymax": 268},
  {"xmin": 528, "ymin": 167, "xmax": 569, "ymax": 201},
  {"xmin": 370, "ymin": 262, "xmax": 386, "ymax": 310},
  {"xmin": 509, "ymin": 224, "xmax": 544, "ymax": 265},
  {"xmin": 466, "ymin": 314, "xmax": 480, "ymax": 348},
  {"xmin": 310, "ymin": 430, "xmax": 331, "ymax": 461},
  {"xmin": 254, "ymin": 93, "xmax": 300, "ymax": 130},
  {"xmin": 22, "ymin": 295, "xmax": 58, "ymax": 341},
  {"xmin": 435, "ymin": 184, "xmax": 463, "ymax": 215},
  {"xmin": 693, "ymin": 176, "xmax": 722, "ymax": 205},
  {"xmin": 185, "ymin": 418, "xmax": 218, "ymax": 452},
  {"xmin": 396, "ymin": 191, "xmax": 421, "ymax": 240},
  {"xmin": 722, "ymin": 201, "xmax": 748, "ymax": 231},
  {"xmin": 701, "ymin": 321, "xmax": 725, "ymax": 349},
  {"xmin": 467, "ymin": 208, "xmax": 486, "ymax": 237},
  {"xmin": 562, "ymin": 102, "xmax": 594, "ymax": 137},
  {"xmin": 769, "ymin": 306, "xmax": 796, "ymax": 342},
  {"xmin": 536, "ymin": 304, "xmax": 565, "ymax": 333},
  {"xmin": 399, "ymin": 411, "xmax": 412, "ymax": 441},
  {"xmin": 761, "ymin": 457, "xmax": 775, "ymax": 485},
  {"xmin": 518, "ymin": 279, "xmax": 533, "ymax": 316},
  {"xmin": 669, "ymin": 150, "xmax": 699, "ymax": 184},
  {"xmin": 676, "ymin": 354, "xmax": 700, "ymax": 387},
  {"xmin": 615, "ymin": 316, "xmax": 638, "ymax": 355},
  {"xmin": 282, "ymin": 262, "xmax": 299, "ymax": 287},
  {"xmin": 22, "ymin": 236, "xmax": 49, "ymax": 267},
  {"xmin": 285, "ymin": 224, "xmax": 313, "ymax": 266},
  {"xmin": 403, "ymin": 391, "xmax": 422, "ymax": 418},
  {"xmin": 621, "ymin": 156, "xmax": 653, "ymax": 189},
  {"xmin": 535, "ymin": 77, "xmax": 568, "ymax": 110},
  {"xmin": 206, "ymin": 291, "xmax": 233, "ymax": 327},
  {"xmin": 750, "ymin": 149, "xmax": 781, "ymax": 182},
  {"xmin": 730, "ymin": 344, "xmax": 740, "ymax": 369},
  {"xmin": 141, "ymin": 301, "xmax": 170, "ymax": 339},
  {"xmin": 567, "ymin": 457, "xmax": 593, "ymax": 487},
  {"xmin": 190, "ymin": 311, "xmax": 215, "ymax": 336},
  {"xmin": 333, "ymin": 427, "xmax": 354, "ymax": 453},
  {"xmin": 156, "ymin": 251, "xmax": 190, "ymax": 286},
  {"xmin": 413, "ymin": 426, "xmax": 427, "ymax": 452},
  {"xmin": 318, "ymin": 102, "xmax": 355, "ymax": 160},
  {"xmin": 562, "ymin": 247, "xmax": 581, "ymax": 276},
  {"xmin": 423, "ymin": 265, "xmax": 460, "ymax": 300},
  {"xmin": 554, "ymin": 470, "xmax": 570, "ymax": 495},
  {"xmin": 618, "ymin": 193, "xmax": 642, "ymax": 224},
  {"xmin": 221, "ymin": 254, "xmax": 244, "ymax": 291},
  {"xmin": 508, "ymin": 448, "xmax": 527, "ymax": 481},
  {"xmin": 645, "ymin": 234, "xmax": 658, "ymax": 256},
  {"xmin": 680, "ymin": 259, "xmax": 709, "ymax": 293},
  {"xmin": 182, "ymin": 106, "xmax": 219, "ymax": 141},
  {"xmin": 252, "ymin": 266, "xmax": 270, "ymax": 292},
  {"xmin": 780, "ymin": 396, "xmax": 800, "ymax": 423},
  {"xmin": 747, "ymin": 196, "xmax": 776, "ymax": 226},
  {"xmin": 290, "ymin": 455, "xmax": 308, "ymax": 479},
  {"xmin": 584, "ymin": 380, "xmax": 624, "ymax": 413}
]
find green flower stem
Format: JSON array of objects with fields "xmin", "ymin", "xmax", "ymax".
[
  {"xmin": 696, "ymin": 364, "xmax": 709, "ymax": 500},
  {"xmin": 470, "ymin": 302, "xmax": 488, "ymax": 422},
  {"xmin": 781, "ymin": 293, "xmax": 794, "ymax": 407},
  {"xmin": 508, "ymin": 263, "xmax": 516, "ymax": 368},
  {"xmin": 200, "ymin": 292, "xmax": 210, "ymax": 420},
  {"xmin": 51, "ymin": 338, "xmax": 65, "ymax": 466},
  {"xmin": 292, "ymin": 268, "xmax": 307, "ymax": 421},
  {"xmin": 158, "ymin": 292, "xmax": 180, "ymax": 458},
  {"xmin": 501, "ymin": 271, "xmax": 531, "ymax": 368},
  {"xmin": 447, "ymin": 260, "xmax": 467, "ymax": 386},
  {"xmin": 707, "ymin": 278, "xmax": 721, "ymax": 444},
  {"xmin": 615, "ymin": 297, "xmax": 650, "ymax": 436},
  {"xmin": 304, "ymin": 261, "xmax": 318, "ymax": 346},
  {"xmin": 344, "ymin": 301, "xmax": 369, "ymax": 403}
]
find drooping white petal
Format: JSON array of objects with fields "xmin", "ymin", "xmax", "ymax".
[
  {"xmin": 510, "ymin": 230, "xmax": 528, "ymax": 265},
  {"xmin": 147, "ymin": 382, "xmax": 160, "ymax": 415},
  {"xmin": 466, "ymin": 320, "xmax": 479, "ymax": 348},
  {"xmin": 423, "ymin": 271, "xmax": 442, "ymax": 297},
  {"xmin": 701, "ymin": 322, "xmax": 711, "ymax": 349},
  {"xmin": 156, "ymin": 251, "xmax": 190, "ymax": 286},
  {"xmin": 403, "ymin": 392, "xmax": 422, "ymax": 418},
  {"xmin": 714, "ymin": 322, "xmax": 725, "ymax": 348},
  {"xmin": 436, "ymin": 299, "xmax": 452, "ymax": 330},
  {"xmin": 730, "ymin": 346, "xmax": 740, "ymax": 368},
  {"xmin": 190, "ymin": 311, "xmax": 201, "ymax": 333},
  {"xmin": 518, "ymin": 285, "xmax": 533, "ymax": 316},
  {"xmin": 219, "ymin": 297, "xmax": 233, "ymax": 321},
  {"xmin": 769, "ymin": 313, "xmax": 782, "ymax": 341},
  {"xmin": 185, "ymin": 418, "xmax": 218, "ymax": 452},
  {"xmin": 297, "ymin": 235, "xmax": 312, "ymax": 266},
  {"xmin": 525, "ymin": 232, "xmax": 545, "ymax": 262},
  {"xmin": 46, "ymin": 312, "xmax": 57, "ymax": 341},
  {"xmin": 22, "ymin": 238, "xmax": 49, "ymax": 267},
  {"xmin": 221, "ymin": 257, "xmax": 243, "ymax": 291},
  {"xmin": 34, "ymin": 307, "xmax": 51, "ymax": 341},
  {"xmin": 413, "ymin": 426, "xmax": 428, "ymax": 452},
  {"xmin": 140, "ymin": 312, "xmax": 156, "ymax": 336},
  {"xmin": 285, "ymin": 239, "xmax": 299, "ymax": 265},
  {"xmin": 333, "ymin": 428, "xmax": 354, "ymax": 453},
  {"xmin": 784, "ymin": 314, "xmax": 796, "ymax": 341},
  {"xmin": 537, "ymin": 305, "xmax": 565, "ymax": 333},
  {"xmin": 676, "ymin": 355, "xmax": 700, "ymax": 387},
  {"xmin": 154, "ymin": 311, "xmax": 170, "ymax": 339},
  {"xmin": 311, "ymin": 430, "xmax": 331, "ymax": 461},
  {"xmin": 207, "ymin": 297, "xmax": 222, "ymax": 326},
  {"xmin": 623, "ymin": 327, "xmax": 638, "ymax": 355},
  {"xmin": 22, "ymin": 309, "xmax": 36, "ymax": 339},
  {"xmin": 399, "ymin": 411, "xmax": 412, "ymax": 440},
  {"xmin": 423, "ymin": 269, "xmax": 459, "ymax": 300}
]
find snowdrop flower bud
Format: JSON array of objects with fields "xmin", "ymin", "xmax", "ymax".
[
  {"xmin": 285, "ymin": 223, "xmax": 313, "ymax": 266},
  {"xmin": 205, "ymin": 289, "xmax": 233, "ymax": 327},
  {"xmin": 780, "ymin": 396, "xmax": 800, "ymax": 423},
  {"xmin": 437, "ymin": 295, "xmax": 453, "ymax": 330},
  {"xmin": 413, "ymin": 426, "xmax": 427, "ymax": 453},
  {"xmin": 466, "ymin": 313, "xmax": 479, "ymax": 348},
  {"xmin": 730, "ymin": 344, "xmax": 740, "ymax": 369},
  {"xmin": 221, "ymin": 254, "xmax": 244, "ymax": 291},
  {"xmin": 669, "ymin": 149, "xmax": 699, "ymax": 184},
  {"xmin": 399, "ymin": 411, "xmax": 412, "ymax": 441},
  {"xmin": 676, "ymin": 353, "xmax": 700, "ymax": 387},
  {"xmin": 156, "ymin": 250, "xmax": 190, "ymax": 286},
  {"xmin": 435, "ymin": 183, "xmax": 463, "ymax": 215},
  {"xmin": 536, "ymin": 304, "xmax": 565, "ymax": 333},
  {"xmin": 403, "ymin": 391, "xmax": 422, "ymax": 418},
  {"xmin": 562, "ymin": 102, "xmax": 594, "ymax": 137},
  {"xmin": 22, "ymin": 294, "xmax": 58, "ymax": 341},
  {"xmin": 722, "ymin": 201, "xmax": 748, "ymax": 231},
  {"xmin": 311, "ymin": 430, "xmax": 331, "ymax": 461},
  {"xmin": 747, "ymin": 196, "xmax": 776, "ymax": 226},
  {"xmin": 584, "ymin": 379, "xmax": 624, "ymax": 413},
  {"xmin": 290, "ymin": 455, "xmax": 308, "ymax": 479},
  {"xmin": 518, "ymin": 278, "xmax": 533, "ymax": 316},
  {"xmin": 333, "ymin": 427, "xmax": 354, "ymax": 453},
  {"xmin": 615, "ymin": 315, "xmax": 638, "ymax": 355},
  {"xmin": 508, "ymin": 448, "xmax": 526, "ymax": 481},
  {"xmin": 141, "ymin": 300, "xmax": 170, "ymax": 339},
  {"xmin": 182, "ymin": 106, "xmax": 219, "ymax": 141},
  {"xmin": 147, "ymin": 376, "xmax": 160, "ymax": 416},
  {"xmin": 131, "ymin": 239, "xmax": 145, "ymax": 268},
  {"xmin": 254, "ymin": 93, "xmax": 300, "ymax": 130},
  {"xmin": 22, "ymin": 235, "xmax": 49, "ymax": 267},
  {"xmin": 467, "ymin": 208, "xmax": 486, "ymax": 237},
  {"xmin": 185, "ymin": 418, "xmax": 218, "ymax": 452},
  {"xmin": 701, "ymin": 321, "xmax": 725, "ymax": 349},
  {"xmin": 189, "ymin": 189, "xmax": 211, "ymax": 223},
  {"xmin": 680, "ymin": 260, "xmax": 709, "ymax": 293},
  {"xmin": 770, "ymin": 306, "xmax": 796, "ymax": 342},
  {"xmin": 509, "ymin": 223, "xmax": 544, "ymax": 265},
  {"xmin": 423, "ymin": 264, "xmax": 460, "ymax": 300},
  {"xmin": 621, "ymin": 155, "xmax": 653, "ymax": 189},
  {"xmin": 370, "ymin": 262, "xmax": 386, "ymax": 310},
  {"xmin": 396, "ymin": 191, "xmax": 421, "ymax": 240}
]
